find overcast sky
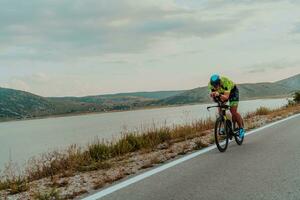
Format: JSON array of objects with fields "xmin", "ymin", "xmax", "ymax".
[{"xmin": 0, "ymin": 0, "xmax": 300, "ymax": 97}]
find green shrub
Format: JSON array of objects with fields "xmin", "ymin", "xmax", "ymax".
[
  {"xmin": 88, "ymin": 142, "xmax": 111, "ymax": 161},
  {"xmin": 0, "ymin": 181, "xmax": 8, "ymax": 191},
  {"xmin": 123, "ymin": 134, "xmax": 143, "ymax": 151},
  {"xmin": 5, "ymin": 177, "xmax": 29, "ymax": 195},
  {"xmin": 112, "ymin": 139, "xmax": 131, "ymax": 156},
  {"xmin": 157, "ymin": 128, "xmax": 171, "ymax": 142},
  {"xmin": 293, "ymin": 91, "xmax": 300, "ymax": 103}
]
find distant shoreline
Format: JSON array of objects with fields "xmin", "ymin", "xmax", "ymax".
[{"xmin": 0, "ymin": 95, "xmax": 289, "ymax": 124}]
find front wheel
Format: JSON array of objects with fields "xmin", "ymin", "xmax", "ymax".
[{"xmin": 214, "ymin": 117, "xmax": 228, "ymax": 152}]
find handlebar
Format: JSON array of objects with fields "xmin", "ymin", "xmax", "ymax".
[
  {"xmin": 207, "ymin": 95, "xmax": 230, "ymax": 111},
  {"xmin": 214, "ymin": 95, "xmax": 223, "ymax": 103},
  {"xmin": 206, "ymin": 104, "xmax": 230, "ymax": 111}
]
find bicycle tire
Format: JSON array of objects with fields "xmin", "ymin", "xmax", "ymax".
[{"xmin": 214, "ymin": 117, "xmax": 229, "ymax": 152}]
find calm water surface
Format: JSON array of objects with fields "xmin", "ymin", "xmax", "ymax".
[{"xmin": 0, "ymin": 98, "xmax": 288, "ymax": 170}]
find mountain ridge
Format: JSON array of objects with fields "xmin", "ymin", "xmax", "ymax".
[{"xmin": 0, "ymin": 74, "xmax": 299, "ymax": 121}]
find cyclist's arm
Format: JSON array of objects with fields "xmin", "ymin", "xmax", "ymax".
[
  {"xmin": 208, "ymin": 83, "xmax": 219, "ymax": 101},
  {"xmin": 220, "ymin": 91, "xmax": 230, "ymax": 101},
  {"xmin": 219, "ymin": 77, "xmax": 234, "ymax": 101}
]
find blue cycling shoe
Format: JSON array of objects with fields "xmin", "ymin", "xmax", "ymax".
[
  {"xmin": 239, "ymin": 128, "xmax": 245, "ymax": 138},
  {"xmin": 220, "ymin": 128, "xmax": 225, "ymax": 135}
]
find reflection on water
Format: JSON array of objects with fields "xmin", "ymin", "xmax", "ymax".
[{"xmin": 0, "ymin": 98, "xmax": 288, "ymax": 169}]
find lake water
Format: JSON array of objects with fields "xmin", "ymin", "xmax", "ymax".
[{"xmin": 0, "ymin": 98, "xmax": 288, "ymax": 170}]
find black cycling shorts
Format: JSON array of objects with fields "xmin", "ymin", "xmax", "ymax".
[{"xmin": 229, "ymin": 86, "xmax": 239, "ymax": 106}]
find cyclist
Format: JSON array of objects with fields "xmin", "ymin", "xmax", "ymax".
[{"xmin": 208, "ymin": 74, "xmax": 245, "ymax": 138}]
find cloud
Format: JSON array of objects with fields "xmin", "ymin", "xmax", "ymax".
[
  {"xmin": 291, "ymin": 22, "xmax": 300, "ymax": 34},
  {"xmin": 2, "ymin": 73, "xmax": 105, "ymax": 97},
  {"xmin": 246, "ymin": 59, "xmax": 300, "ymax": 74},
  {"xmin": 3, "ymin": 72, "xmax": 49, "ymax": 92},
  {"xmin": 1, "ymin": 0, "xmax": 300, "ymax": 96},
  {"xmin": 203, "ymin": 0, "xmax": 295, "ymax": 7},
  {"xmin": 0, "ymin": 0, "xmax": 253, "ymax": 62},
  {"xmin": 248, "ymin": 68, "xmax": 266, "ymax": 74},
  {"xmin": 3, "ymin": 79, "xmax": 31, "ymax": 92}
]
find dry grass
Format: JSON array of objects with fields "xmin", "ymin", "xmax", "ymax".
[
  {"xmin": 0, "ymin": 163, "xmax": 29, "ymax": 195},
  {"xmin": 1, "ymin": 103, "xmax": 300, "ymax": 197},
  {"xmin": 32, "ymin": 188, "xmax": 63, "ymax": 200},
  {"xmin": 254, "ymin": 106, "xmax": 272, "ymax": 115},
  {"xmin": 0, "ymin": 177, "xmax": 28, "ymax": 195},
  {"xmin": 0, "ymin": 118, "xmax": 214, "ymax": 194}
]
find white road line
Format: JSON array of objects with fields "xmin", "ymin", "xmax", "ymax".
[{"xmin": 82, "ymin": 113, "xmax": 300, "ymax": 200}]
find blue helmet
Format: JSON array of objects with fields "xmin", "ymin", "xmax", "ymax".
[{"xmin": 210, "ymin": 74, "xmax": 221, "ymax": 87}]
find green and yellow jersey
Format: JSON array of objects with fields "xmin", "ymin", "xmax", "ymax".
[
  {"xmin": 208, "ymin": 76, "xmax": 235, "ymax": 94},
  {"xmin": 208, "ymin": 76, "xmax": 239, "ymax": 106}
]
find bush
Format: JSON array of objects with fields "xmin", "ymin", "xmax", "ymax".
[
  {"xmin": 293, "ymin": 91, "xmax": 300, "ymax": 103},
  {"xmin": 88, "ymin": 142, "xmax": 111, "ymax": 161},
  {"xmin": 0, "ymin": 177, "xmax": 29, "ymax": 195},
  {"xmin": 255, "ymin": 107, "xmax": 271, "ymax": 115}
]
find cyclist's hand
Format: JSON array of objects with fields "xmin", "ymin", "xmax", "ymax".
[
  {"xmin": 220, "ymin": 95, "xmax": 228, "ymax": 102},
  {"xmin": 210, "ymin": 92, "xmax": 219, "ymax": 98}
]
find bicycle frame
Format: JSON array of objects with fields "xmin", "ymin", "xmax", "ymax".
[
  {"xmin": 207, "ymin": 96, "xmax": 244, "ymax": 152},
  {"xmin": 207, "ymin": 101, "xmax": 237, "ymax": 136}
]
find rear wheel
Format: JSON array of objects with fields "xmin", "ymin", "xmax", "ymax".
[
  {"xmin": 234, "ymin": 131, "xmax": 244, "ymax": 145},
  {"xmin": 214, "ymin": 117, "xmax": 228, "ymax": 152}
]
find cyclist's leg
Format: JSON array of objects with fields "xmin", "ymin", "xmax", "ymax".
[
  {"xmin": 229, "ymin": 87, "xmax": 244, "ymax": 128},
  {"xmin": 230, "ymin": 105, "xmax": 243, "ymax": 128}
]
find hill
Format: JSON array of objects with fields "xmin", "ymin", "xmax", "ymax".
[
  {"xmin": 0, "ymin": 89, "xmax": 164, "ymax": 121},
  {"xmin": 95, "ymin": 90, "xmax": 185, "ymax": 99},
  {"xmin": 275, "ymin": 73, "xmax": 300, "ymax": 91},
  {"xmin": 154, "ymin": 74, "xmax": 300, "ymax": 105},
  {"xmin": 49, "ymin": 90, "xmax": 184, "ymax": 105},
  {"xmin": 0, "ymin": 88, "xmax": 55, "ymax": 120},
  {"xmin": 0, "ymin": 74, "xmax": 299, "ymax": 121}
]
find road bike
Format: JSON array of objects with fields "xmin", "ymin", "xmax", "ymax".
[{"xmin": 207, "ymin": 97, "xmax": 244, "ymax": 152}]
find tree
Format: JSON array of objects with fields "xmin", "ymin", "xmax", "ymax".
[{"xmin": 294, "ymin": 91, "xmax": 300, "ymax": 103}]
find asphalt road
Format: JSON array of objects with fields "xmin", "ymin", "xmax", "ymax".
[{"xmin": 95, "ymin": 115, "xmax": 300, "ymax": 200}]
